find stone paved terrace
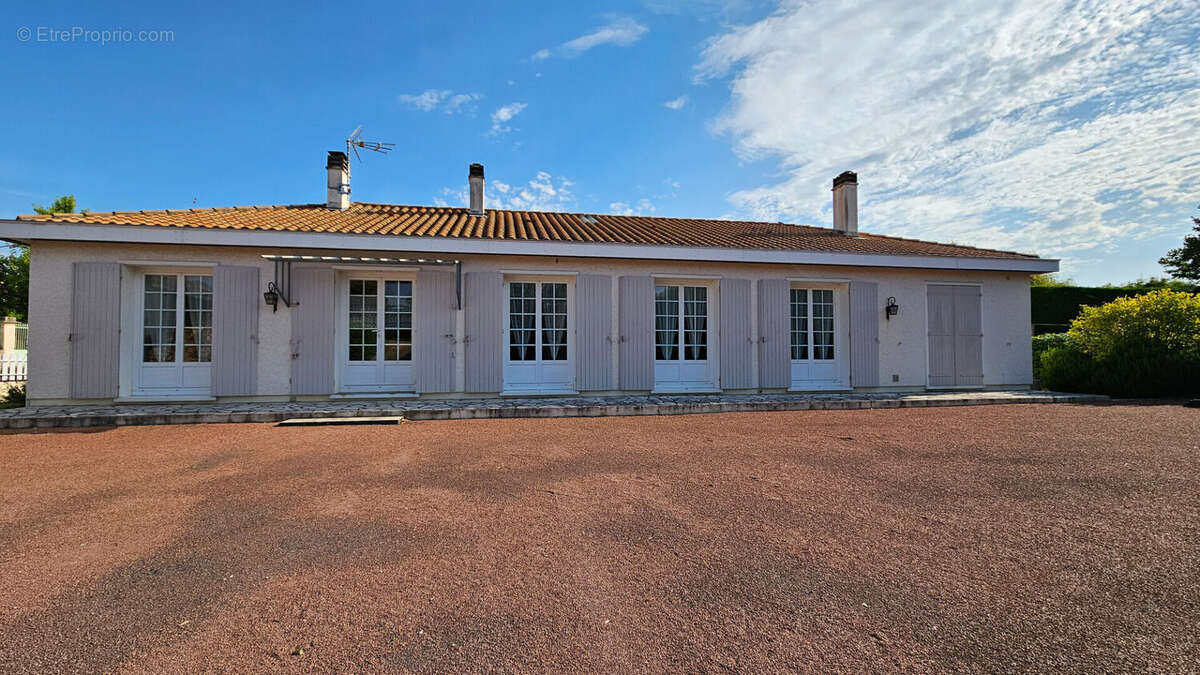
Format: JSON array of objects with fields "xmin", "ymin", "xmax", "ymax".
[{"xmin": 0, "ymin": 390, "xmax": 1107, "ymax": 429}]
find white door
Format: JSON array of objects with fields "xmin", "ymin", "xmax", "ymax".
[
  {"xmin": 136, "ymin": 272, "xmax": 213, "ymax": 397},
  {"xmin": 789, "ymin": 287, "xmax": 848, "ymax": 390},
  {"xmin": 341, "ymin": 278, "xmax": 415, "ymax": 393},
  {"xmin": 654, "ymin": 283, "xmax": 717, "ymax": 392},
  {"xmin": 503, "ymin": 280, "xmax": 574, "ymax": 393}
]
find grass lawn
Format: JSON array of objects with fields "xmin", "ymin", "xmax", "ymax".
[{"xmin": 0, "ymin": 404, "xmax": 1197, "ymax": 672}]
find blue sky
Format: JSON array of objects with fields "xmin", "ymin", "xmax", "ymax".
[{"xmin": 3, "ymin": 0, "xmax": 1198, "ymax": 285}]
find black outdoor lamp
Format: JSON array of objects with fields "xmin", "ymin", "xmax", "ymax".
[
  {"xmin": 264, "ymin": 281, "xmax": 289, "ymax": 312},
  {"xmin": 885, "ymin": 296, "xmax": 899, "ymax": 320}
]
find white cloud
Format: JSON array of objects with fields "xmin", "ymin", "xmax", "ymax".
[
  {"xmin": 562, "ymin": 17, "xmax": 649, "ymax": 56},
  {"xmin": 398, "ymin": 89, "xmax": 482, "ymax": 114},
  {"xmin": 489, "ymin": 102, "xmax": 528, "ymax": 136},
  {"xmin": 609, "ymin": 199, "xmax": 657, "ymax": 216},
  {"xmin": 436, "ymin": 171, "xmax": 576, "ymax": 211},
  {"xmin": 695, "ymin": 0, "xmax": 1200, "ymax": 278},
  {"xmin": 531, "ymin": 48, "xmax": 551, "ymax": 61},
  {"xmin": 442, "ymin": 93, "xmax": 482, "ymax": 114},
  {"xmin": 663, "ymin": 95, "xmax": 689, "ymax": 110},
  {"xmin": 397, "ymin": 89, "xmax": 451, "ymax": 112}
]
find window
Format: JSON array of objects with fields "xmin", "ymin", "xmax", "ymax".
[
  {"xmin": 182, "ymin": 275, "xmax": 213, "ymax": 363},
  {"xmin": 656, "ymin": 284, "xmax": 708, "ymax": 362},
  {"xmin": 143, "ymin": 274, "xmax": 177, "ymax": 363},
  {"xmin": 348, "ymin": 279, "xmax": 412, "ymax": 363},
  {"xmin": 791, "ymin": 288, "xmax": 835, "ymax": 361},
  {"xmin": 790, "ymin": 289, "xmax": 808, "ymax": 360},
  {"xmin": 383, "ymin": 280, "xmax": 413, "ymax": 361},
  {"xmin": 509, "ymin": 282, "xmax": 537, "ymax": 361},
  {"xmin": 348, "ymin": 279, "xmax": 378, "ymax": 362},
  {"xmin": 142, "ymin": 273, "xmax": 212, "ymax": 364},
  {"xmin": 655, "ymin": 285, "xmax": 679, "ymax": 361},
  {"xmin": 540, "ymin": 283, "xmax": 568, "ymax": 361},
  {"xmin": 508, "ymin": 282, "xmax": 567, "ymax": 362}
]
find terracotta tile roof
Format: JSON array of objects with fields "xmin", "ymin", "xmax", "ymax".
[{"xmin": 17, "ymin": 202, "xmax": 1041, "ymax": 260}]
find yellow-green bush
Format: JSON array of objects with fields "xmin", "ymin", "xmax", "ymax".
[{"xmin": 1039, "ymin": 290, "xmax": 1200, "ymax": 397}]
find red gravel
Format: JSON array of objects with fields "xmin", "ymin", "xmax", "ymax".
[{"xmin": 0, "ymin": 404, "xmax": 1197, "ymax": 672}]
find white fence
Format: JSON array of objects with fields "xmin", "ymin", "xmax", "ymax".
[{"xmin": 0, "ymin": 351, "xmax": 27, "ymax": 382}]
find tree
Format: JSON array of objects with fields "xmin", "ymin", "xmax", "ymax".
[
  {"xmin": 1159, "ymin": 206, "xmax": 1200, "ymax": 281},
  {"xmin": 0, "ymin": 247, "xmax": 29, "ymax": 320},
  {"xmin": 1030, "ymin": 273, "xmax": 1074, "ymax": 287},
  {"xmin": 31, "ymin": 195, "xmax": 77, "ymax": 215},
  {"xmin": 0, "ymin": 195, "xmax": 80, "ymax": 320}
]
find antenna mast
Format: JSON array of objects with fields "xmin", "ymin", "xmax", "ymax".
[{"xmin": 346, "ymin": 126, "xmax": 395, "ymax": 163}]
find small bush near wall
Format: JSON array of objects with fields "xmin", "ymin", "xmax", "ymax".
[
  {"xmin": 1, "ymin": 384, "xmax": 25, "ymax": 409},
  {"xmin": 1032, "ymin": 333, "xmax": 1069, "ymax": 381},
  {"xmin": 1039, "ymin": 290, "xmax": 1200, "ymax": 397}
]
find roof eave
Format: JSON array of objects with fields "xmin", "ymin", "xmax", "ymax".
[{"xmin": 0, "ymin": 219, "xmax": 1059, "ymax": 273}]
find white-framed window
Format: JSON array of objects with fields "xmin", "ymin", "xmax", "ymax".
[
  {"xmin": 655, "ymin": 284, "xmax": 708, "ymax": 362},
  {"xmin": 508, "ymin": 281, "xmax": 568, "ymax": 362},
  {"xmin": 142, "ymin": 273, "xmax": 213, "ymax": 364},
  {"xmin": 791, "ymin": 288, "xmax": 834, "ymax": 361},
  {"xmin": 347, "ymin": 279, "xmax": 413, "ymax": 363},
  {"xmin": 339, "ymin": 273, "xmax": 416, "ymax": 394},
  {"xmin": 503, "ymin": 276, "xmax": 575, "ymax": 394}
]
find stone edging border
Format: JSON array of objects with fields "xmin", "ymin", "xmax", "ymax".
[{"xmin": 0, "ymin": 393, "xmax": 1108, "ymax": 430}]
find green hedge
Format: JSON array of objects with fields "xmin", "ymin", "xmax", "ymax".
[
  {"xmin": 1031, "ymin": 283, "xmax": 1200, "ymax": 334},
  {"xmin": 1031, "ymin": 287, "xmax": 1140, "ymax": 334},
  {"xmin": 1038, "ymin": 290, "xmax": 1200, "ymax": 398}
]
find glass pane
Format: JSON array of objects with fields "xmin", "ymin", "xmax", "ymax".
[
  {"xmin": 508, "ymin": 282, "xmax": 537, "ymax": 361},
  {"xmin": 812, "ymin": 289, "xmax": 835, "ymax": 360},
  {"xmin": 791, "ymin": 288, "xmax": 810, "ymax": 361},
  {"xmin": 182, "ymin": 275, "xmax": 213, "ymax": 362},
  {"xmin": 655, "ymin": 285, "xmax": 681, "ymax": 362},
  {"xmin": 539, "ymin": 283, "xmax": 568, "ymax": 361},
  {"xmin": 682, "ymin": 286, "xmax": 707, "ymax": 361},
  {"xmin": 348, "ymin": 279, "xmax": 378, "ymax": 362}
]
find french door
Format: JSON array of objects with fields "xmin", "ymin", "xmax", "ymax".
[
  {"xmin": 341, "ymin": 278, "xmax": 415, "ymax": 392},
  {"xmin": 653, "ymin": 283, "xmax": 717, "ymax": 391},
  {"xmin": 503, "ymin": 280, "xmax": 574, "ymax": 393},
  {"xmin": 789, "ymin": 286, "xmax": 848, "ymax": 389},
  {"xmin": 136, "ymin": 272, "xmax": 213, "ymax": 397}
]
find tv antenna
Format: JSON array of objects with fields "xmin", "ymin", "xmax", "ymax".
[{"xmin": 346, "ymin": 125, "xmax": 395, "ymax": 162}]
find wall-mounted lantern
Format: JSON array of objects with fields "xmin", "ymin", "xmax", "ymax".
[
  {"xmin": 264, "ymin": 281, "xmax": 290, "ymax": 312},
  {"xmin": 885, "ymin": 296, "xmax": 899, "ymax": 320}
]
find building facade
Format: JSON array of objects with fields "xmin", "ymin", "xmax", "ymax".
[{"xmin": 0, "ymin": 160, "xmax": 1057, "ymax": 406}]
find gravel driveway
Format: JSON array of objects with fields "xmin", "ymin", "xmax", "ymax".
[{"xmin": 1, "ymin": 404, "xmax": 1197, "ymax": 672}]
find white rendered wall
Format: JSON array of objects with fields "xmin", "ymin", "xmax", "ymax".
[{"xmin": 26, "ymin": 241, "xmax": 1033, "ymax": 404}]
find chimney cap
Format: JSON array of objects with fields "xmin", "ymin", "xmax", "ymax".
[
  {"xmin": 327, "ymin": 151, "xmax": 349, "ymax": 170},
  {"xmin": 833, "ymin": 171, "xmax": 857, "ymax": 188},
  {"xmin": 469, "ymin": 163, "xmax": 484, "ymax": 178}
]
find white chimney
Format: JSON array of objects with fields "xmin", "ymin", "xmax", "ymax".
[
  {"xmin": 468, "ymin": 163, "xmax": 485, "ymax": 216},
  {"xmin": 832, "ymin": 171, "xmax": 858, "ymax": 236},
  {"xmin": 326, "ymin": 151, "xmax": 350, "ymax": 211}
]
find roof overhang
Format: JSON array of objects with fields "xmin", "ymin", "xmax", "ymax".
[{"xmin": 0, "ymin": 220, "xmax": 1060, "ymax": 273}]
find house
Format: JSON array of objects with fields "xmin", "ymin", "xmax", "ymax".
[{"xmin": 0, "ymin": 154, "xmax": 1057, "ymax": 406}]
